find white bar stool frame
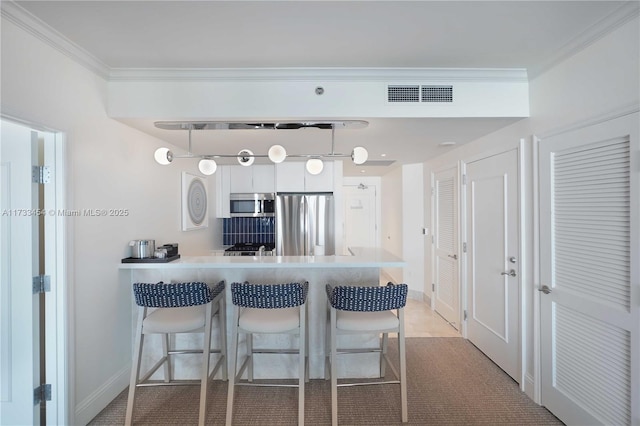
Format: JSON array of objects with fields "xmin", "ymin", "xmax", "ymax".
[
  {"xmin": 226, "ymin": 281, "xmax": 309, "ymax": 426},
  {"xmin": 125, "ymin": 281, "xmax": 227, "ymax": 426},
  {"xmin": 325, "ymin": 283, "xmax": 408, "ymax": 426}
]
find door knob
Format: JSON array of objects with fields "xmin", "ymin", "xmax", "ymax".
[
  {"xmin": 538, "ymin": 285, "xmax": 552, "ymax": 294},
  {"xmin": 447, "ymin": 254, "xmax": 458, "ymax": 260},
  {"xmin": 509, "ymin": 256, "xmax": 517, "ymax": 264},
  {"xmin": 501, "ymin": 269, "xmax": 516, "ymax": 277}
]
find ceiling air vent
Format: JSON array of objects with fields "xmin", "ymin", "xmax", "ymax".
[
  {"xmin": 360, "ymin": 160, "xmax": 396, "ymax": 167},
  {"xmin": 422, "ymin": 85, "xmax": 453, "ymax": 103},
  {"xmin": 388, "ymin": 85, "xmax": 420, "ymax": 103},
  {"xmin": 387, "ymin": 85, "xmax": 453, "ymax": 103}
]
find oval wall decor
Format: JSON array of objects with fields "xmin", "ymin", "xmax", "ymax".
[{"xmin": 182, "ymin": 172, "xmax": 208, "ymax": 231}]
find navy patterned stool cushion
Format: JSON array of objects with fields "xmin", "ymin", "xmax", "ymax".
[
  {"xmin": 326, "ymin": 283, "xmax": 408, "ymax": 312},
  {"xmin": 133, "ymin": 281, "xmax": 224, "ymax": 308},
  {"xmin": 231, "ymin": 282, "xmax": 308, "ymax": 308}
]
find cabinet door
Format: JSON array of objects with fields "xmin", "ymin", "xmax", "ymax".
[
  {"xmin": 305, "ymin": 160, "xmax": 334, "ymax": 192},
  {"xmin": 229, "ymin": 165, "xmax": 253, "ymax": 193},
  {"xmin": 252, "ymin": 164, "xmax": 276, "ymax": 193},
  {"xmin": 276, "ymin": 162, "xmax": 306, "ymax": 192},
  {"xmin": 215, "ymin": 166, "xmax": 231, "ymax": 218}
]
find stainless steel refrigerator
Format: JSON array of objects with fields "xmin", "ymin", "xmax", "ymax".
[{"xmin": 276, "ymin": 193, "xmax": 335, "ymax": 256}]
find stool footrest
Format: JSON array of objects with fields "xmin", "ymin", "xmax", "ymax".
[
  {"xmin": 168, "ymin": 348, "xmax": 223, "ymax": 355},
  {"xmin": 236, "ymin": 381, "xmax": 301, "ymax": 388},
  {"xmin": 136, "ymin": 380, "xmax": 201, "ymax": 387},
  {"xmin": 335, "ymin": 347, "xmax": 382, "ymax": 354},
  {"xmin": 251, "ymin": 349, "xmax": 300, "ymax": 354},
  {"xmin": 337, "ymin": 379, "xmax": 401, "ymax": 388}
]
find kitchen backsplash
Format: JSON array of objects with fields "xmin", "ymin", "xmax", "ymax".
[{"xmin": 223, "ymin": 217, "xmax": 275, "ymax": 245}]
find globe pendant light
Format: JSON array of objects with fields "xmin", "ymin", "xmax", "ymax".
[
  {"xmin": 306, "ymin": 158, "xmax": 324, "ymax": 175},
  {"xmin": 237, "ymin": 149, "xmax": 255, "ymax": 166},
  {"xmin": 268, "ymin": 145, "xmax": 287, "ymax": 163},
  {"xmin": 198, "ymin": 158, "xmax": 217, "ymax": 175}
]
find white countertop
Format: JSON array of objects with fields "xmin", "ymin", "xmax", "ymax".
[{"xmin": 119, "ymin": 247, "xmax": 405, "ymax": 269}]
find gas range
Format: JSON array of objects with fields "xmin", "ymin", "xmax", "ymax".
[{"xmin": 224, "ymin": 242, "xmax": 275, "ymax": 256}]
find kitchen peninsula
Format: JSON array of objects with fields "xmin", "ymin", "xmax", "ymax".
[{"xmin": 119, "ymin": 248, "xmax": 405, "ymax": 380}]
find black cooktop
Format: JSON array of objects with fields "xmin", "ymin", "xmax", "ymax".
[{"xmin": 225, "ymin": 242, "xmax": 275, "ymax": 252}]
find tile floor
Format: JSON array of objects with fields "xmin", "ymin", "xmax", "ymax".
[{"xmin": 403, "ymin": 297, "xmax": 461, "ymax": 338}]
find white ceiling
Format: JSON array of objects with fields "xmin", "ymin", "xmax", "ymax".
[{"xmin": 13, "ymin": 1, "xmax": 631, "ymax": 176}]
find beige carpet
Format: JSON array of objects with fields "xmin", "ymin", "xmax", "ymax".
[{"xmin": 89, "ymin": 338, "xmax": 562, "ymax": 425}]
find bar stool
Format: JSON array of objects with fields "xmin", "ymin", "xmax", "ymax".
[
  {"xmin": 325, "ymin": 283, "xmax": 408, "ymax": 425},
  {"xmin": 226, "ymin": 281, "xmax": 309, "ymax": 426},
  {"xmin": 125, "ymin": 281, "xmax": 227, "ymax": 426}
]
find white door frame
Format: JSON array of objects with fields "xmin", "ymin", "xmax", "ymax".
[
  {"xmin": 430, "ymin": 164, "xmax": 461, "ymax": 326},
  {"xmin": 460, "ymin": 140, "xmax": 528, "ymax": 392},
  {"xmin": 1, "ymin": 115, "xmax": 69, "ymax": 425}
]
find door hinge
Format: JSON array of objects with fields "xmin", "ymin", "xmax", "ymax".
[
  {"xmin": 462, "ymin": 242, "xmax": 467, "ymax": 253},
  {"xmin": 431, "ymin": 235, "xmax": 434, "ymax": 244},
  {"xmin": 432, "ymin": 283, "xmax": 435, "ymax": 292},
  {"xmin": 463, "ymin": 310, "xmax": 468, "ymax": 321},
  {"xmin": 462, "ymin": 174, "xmax": 467, "ymax": 185},
  {"xmin": 34, "ymin": 384, "xmax": 51, "ymax": 405},
  {"xmin": 33, "ymin": 275, "xmax": 51, "ymax": 294},
  {"xmin": 32, "ymin": 166, "xmax": 51, "ymax": 184}
]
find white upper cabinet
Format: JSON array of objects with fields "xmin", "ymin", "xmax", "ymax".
[
  {"xmin": 229, "ymin": 165, "xmax": 254, "ymax": 193},
  {"xmin": 252, "ymin": 165, "xmax": 277, "ymax": 193},
  {"xmin": 275, "ymin": 162, "xmax": 306, "ymax": 192},
  {"xmin": 304, "ymin": 161, "xmax": 334, "ymax": 192},
  {"xmin": 215, "ymin": 166, "xmax": 231, "ymax": 218},
  {"xmin": 229, "ymin": 164, "xmax": 275, "ymax": 194},
  {"xmin": 216, "ymin": 165, "xmax": 276, "ymax": 218},
  {"xmin": 276, "ymin": 161, "xmax": 334, "ymax": 192}
]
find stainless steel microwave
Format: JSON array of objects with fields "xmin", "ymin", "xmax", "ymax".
[{"xmin": 230, "ymin": 193, "xmax": 275, "ymax": 217}]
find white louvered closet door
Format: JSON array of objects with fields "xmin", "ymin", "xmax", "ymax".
[
  {"xmin": 539, "ymin": 112, "xmax": 639, "ymax": 426},
  {"xmin": 433, "ymin": 167, "xmax": 459, "ymax": 328}
]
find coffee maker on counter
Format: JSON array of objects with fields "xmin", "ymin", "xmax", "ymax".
[{"xmin": 124, "ymin": 240, "xmax": 179, "ymax": 263}]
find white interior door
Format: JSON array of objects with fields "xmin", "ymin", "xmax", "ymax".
[
  {"xmin": 539, "ymin": 113, "xmax": 639, "ymax": 426},
  {"xmin": 465, "ymin": 149, "xmax": 519, "ymax": 381},
  {"xmin": 343, "ymin": 184, "xmax": 377, "ymax": 250},
  {"xmin": 0, "ymin": 120, "xmax": 41, "ymax": 425},
  {"xmin": 433, "ymin": 167, "xmax": 459, "ymax": 328}
]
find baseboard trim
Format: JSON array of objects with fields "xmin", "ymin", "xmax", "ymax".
[
  {"xmin": 407, "ymin": 289, "xmax": 424, "ymax": 302},
  {"xmin": 524, "ymin": 373, "xmax": 536, "ymax": 403},
  {"xmin": 75, "ymin": 365, "xmax": 130, "ymax": 425}
]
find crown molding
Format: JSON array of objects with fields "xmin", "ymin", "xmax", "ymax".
[
  {"xmin": 3, "ymin": 0, "xmax": 636, "ymax": 84},
  {"xmin": 108, "ymin": 67, "xmax": 529, "ymax": 83},
  {"xmin": 537, "ymin": 101, "xmax": 640, "ymax": 140},
  {"xmin": 529, "ymin": 1, "xmax": 640, "ymax": 79},
  {"xmin": 1, "ymin": 1, "xmax": 110, "ymax": 80}
]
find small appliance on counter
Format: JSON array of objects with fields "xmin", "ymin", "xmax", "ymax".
[
  {"xmin": 122, "ymin": 241, "xmax": 181, "ymax": 263},
  {"xmin": 129, "ymin": 239, "xmax": 155, "ymax": 258},
  {"xmin": 224, "ymin": 242, "xmax": 275, "ymax": 256}
]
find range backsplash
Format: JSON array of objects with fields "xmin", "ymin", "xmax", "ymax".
[{"xmin": 223, "ymin": 217, "xmax": 275, "ymax": 245}]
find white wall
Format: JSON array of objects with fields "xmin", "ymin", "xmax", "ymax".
[
  {"xmin": 401, "ymin": 164, "xmax": 425, "ymax": 298},
  {"xmin": 343, "ymin": 175, "xmax": 382, "ymax": 251},
  {"xmin": 380, "ymin": 167, "xmax": 403, "ymax": 283},
  {"xmin": 0, "ymin": 18, "xmax": 218, "ymax": 424},
  {"xmin": 422, "ymin": 16, "xmax": 639, "ymax": 398}
]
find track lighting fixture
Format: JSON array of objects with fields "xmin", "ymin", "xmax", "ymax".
[{"xmin": 153, "ymin": 120, "xmax": 369, "ymax": 175}]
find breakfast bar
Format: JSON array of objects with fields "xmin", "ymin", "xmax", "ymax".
[{"xmin": 119, "ymin": 248, "xmax": 405, "ymax": 381}]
